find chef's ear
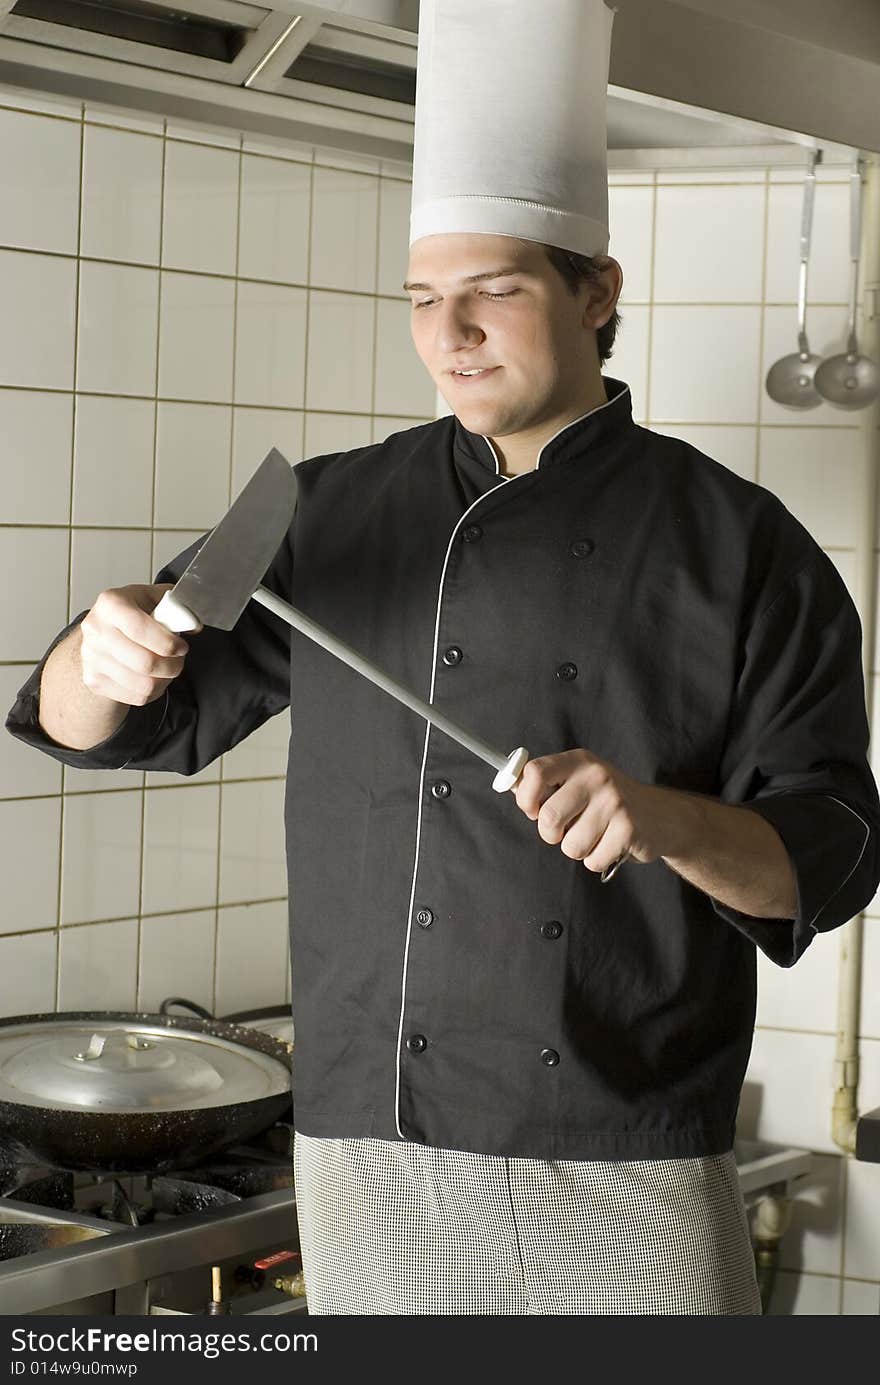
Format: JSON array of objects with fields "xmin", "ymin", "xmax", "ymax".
[{"xmin": 582, "ymin": 256, "xmax": 623, "ymax": 329}]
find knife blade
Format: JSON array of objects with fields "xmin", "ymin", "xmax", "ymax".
[
  {"xmin": 153, "ymin": 449, "xmax": 297, "ymax": 632},
  {"xmin": 152, "ymin": 447, "xmax": 529, "ymax": 794}
]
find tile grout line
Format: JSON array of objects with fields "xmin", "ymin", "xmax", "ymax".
[
  {"xmin": 756, "ymin": 167, "xmax": 771, "ymax": 482},
  {"xmin": 136, "ymin": 113, "xmax": 169, "ymax": 1010},
  {"xmin": 211, "ymin": 132, "xmax": 246, "ymax": 1013},
  {"xmin": 371, "ymin": 164, "xmax": 383, "ymax": 430},
  {"xmin": 643, "ymin": 171, "xmax": 657, "ymax": 426},
  {"xmin": 54, "ymin": 106, "xmax": 87, "ymax": 1012},
  {"xmin": 0, "ymin": 895, "xmax": 290, "ymax": 939}
]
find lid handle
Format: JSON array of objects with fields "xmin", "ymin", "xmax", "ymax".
[{"xmin": 74, "ymin": 1030, "xmax": 153, "ymax": 1063}]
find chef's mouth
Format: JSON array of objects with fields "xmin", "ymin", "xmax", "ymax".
[{"xmin": 448, "ymin": 367, "xmax": 500, "ymax": 384}]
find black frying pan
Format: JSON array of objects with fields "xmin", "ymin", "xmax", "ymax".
[{"xmin": 0, "ymin": 1011, "xmax": 292, "ymax": 1174}]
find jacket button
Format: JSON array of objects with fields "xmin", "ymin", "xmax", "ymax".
[
  {"xmin": 431, "ymin": 780, "xmax": 452, "ymax": 799},
  {"xmin": 540, "ymin": 920, "xmax": 563, "ymax": 940},
  {"xmin": 570, "ymin": 539, "xmax": 594, "ymax": 558},
  {"xmin": 407, "ymin": 1034, "xmax": 428, "ymax": 1053},
  {"xmin": 556, "ymin": 662, "xmax": 578, "ymax": 681},
  {"xmin": 541, "ymin": 1048, "xmax": 560, "ymax": 1067},
  {"xmin": 442, "ymin": 646, "xmax": 463, "ymax": 666},
  {"xmin": 463, "ymin": 524, "xmax": 483, "ymax": 543},
  {"xmin": 416, "ymin": 908, "xmax": 434, "ymax": 928}
]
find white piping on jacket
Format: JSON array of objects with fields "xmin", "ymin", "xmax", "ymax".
[{"xmin": 393, "ymin": 386, "xmax": 627, "ymax": 1139}]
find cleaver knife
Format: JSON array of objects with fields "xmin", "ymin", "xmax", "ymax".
[{"xmin": 152, "ymin": 447, "xmax": 528, "ymax": 793}]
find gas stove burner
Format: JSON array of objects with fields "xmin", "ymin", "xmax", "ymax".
[
  {"xmin": 0, "ymin": 1116, "xmax": 303, "ymax": 1316},
  {"xmin": 1, "ymin": 1165, "xmax": 74, "ymax": 1210}
]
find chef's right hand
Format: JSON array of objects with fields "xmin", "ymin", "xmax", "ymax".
[{"xmin": 79, "ymin": 583, "xmax": 202, "ymax": 707}]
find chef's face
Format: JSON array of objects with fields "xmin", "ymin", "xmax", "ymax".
[{"xmin": 405, "ymin": 233, "xmax": 622, "ymax": 441}]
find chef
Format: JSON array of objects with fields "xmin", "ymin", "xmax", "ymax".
[{"xmin": 6, "ymin": 0, "xmax": 880, "ymax": 1315}]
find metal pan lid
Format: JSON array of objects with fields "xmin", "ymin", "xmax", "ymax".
[
  {"xmin": 0, "ymin": 1017, "xmax": 290, "ymax": 1114},
  {"xmin": 222, "ymin": 1004, "xmax": 295, "ymax": 1047}
]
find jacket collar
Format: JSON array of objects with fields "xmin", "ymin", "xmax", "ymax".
[{"xmin": 452, "ymin": 377, "xmax": 635, "ymax": 477}]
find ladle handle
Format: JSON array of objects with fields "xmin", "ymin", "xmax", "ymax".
[
  {"xmin": 796, "ymin": 150, "xmax": 819, "ymax": 355},
  {"xmin": 845, "ymin": 158, "xmax": 864, "ymax": 356}
]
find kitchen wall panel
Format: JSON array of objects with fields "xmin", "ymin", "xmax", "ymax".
[
  {"xmin": 0, "ymin": 84, "xmax": 876, "ymax": 1314},
  {"xmin": 80, "ymin": 123, "xmax": 163, "ymax": 266},
  {"xmin": 1, "ymin": 389, "xmax": 74, "ymax": 524}
]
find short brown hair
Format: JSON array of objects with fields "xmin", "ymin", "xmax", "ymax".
[{"xmin": 541, "ymin": 245, "xmax": 621, "ymax": 365}]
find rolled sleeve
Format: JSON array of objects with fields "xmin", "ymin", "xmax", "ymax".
[
  {"xmin": 5, "ymin": 525, "xmax": 294, "ymax": 780},
  {"xmin": 5, "ymin": 615, "xmax": 169, "ymax": 771},
  {"xmin": 714, "ymin": 547, "xmax": 880, "ymax": 968},
  {"xmin": 712, "ymin": 791, "xmax": 876, "ymax": 967}
]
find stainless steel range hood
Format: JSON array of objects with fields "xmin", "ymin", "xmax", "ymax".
[{"xmin": 0, "ymin": 0, "xmax": 877, "ymax": 163}]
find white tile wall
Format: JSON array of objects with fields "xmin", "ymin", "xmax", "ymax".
[
  {"xmin": 747, "ymin": 1028, "xmax": 839, "ymax": 1154},
  {"xmin": 69, "ymin": 529, "xmax": 153, "ymax": 621},
  {"xmin": 769, "ymin": 1271, "xmax": 841, "ymax": 1314},
  {"xmin": 1, "ymin": 91, "xmax": 877, "ymax": 1314},
  {"xmin": 2, "ymin": 528, "xmax": 71, "ymax": 659},
  {"xmin": 77, "ymin": 261, "xmax": 160, "ymax": 397},
  {"xmin": 377, "ymin": 177, "xmax": 412, "ymax": 299},
  {"xmin": 608, "ymin": 185, "xmax": 653, "ymax": 302},
  {"xmin": 758, "ymin": 427, "xmax": 861, "ymax": 548},
  {"xmin": 306, "ymin": 290, "xmax": 375, "ymax": 412},
  {"xmin": 310, "ymin": 166, "xmax": 379, "ymax": 294},
  {"xmin": 844, "ymin": 1156, "xmax": 880, "ymax": 1280},
  {"xmin": 60, "ymin": 789, "xmax": 142, "ymax": 926},
  {"xmin": 653, "ymin": 183, "xmax": 765, "ymax": 303},
  {"xmin": 650, "ymin": 305, "xmax": 762, "ymax": 422},
  {"xmin": 218, "ymin": 779, "xmax": 287, "ymax": 905},
  {"xmin": 73, "ymin": 396, "xmax": 155, "ymax": 527},
  {"xmin": 234, "ymin": 281, "xmax": 308, "ymax": 408},
  {"xmin": 231, "ymin": 408, "xmax": 304, "ymax": 493},
  {"xmin": 1, "ymin": 389, "xmax": 74, "ymax": 524},
  {"xmin": 0, "ymin": 250, "xmax": 77, "ymax": 388},
  {"xmin": 214, "ymin": 899, "xmax": 289, "ymax": 1014},
  {"xmin": 374, "ymin": 298, "xmax": 437, "ymax": 417},
  {"xmin": 842, "ymin": 1279, "xmax": 880, "ymax": 1314},
  {"xmin": 0, "ymin": 930, "xmax": 57, "ymax": 1015},
  {"xmin": 0, "ymin": 796, "xmax": 61, "ymax": 934},
  {"xmin": 141, "ymin": 784, "xmax": 220, "ymax": 916},
  {"xmin": 57, "ymin": 917, "xmax": 139, "ymax": 1011},
  {"xmin": 238, "ymin": 155, "xmax": 311, "ymax": 285},
  {"xmin": 303, "ymin": 412, "xmax": 373, "ymax": 457},
  {"xmin": 158, "ymin": 272, "xmax": 235, "ymax": 402},
  {"xmin": 137, "ymin": 910, "xmax": 216, "ymax": 1013},
  {"xmin": 0, "ymin": 108, "xmax": 81, "ymax": 254},
  {"xmin": 154, "ymin": 402, "xmax": 232, "ymax": 529},
  {"xmin": 81, "ymin": 124, "xmax": 163, "ymax": 265},
  {"xmin": 162, "ymin": 140, "xmax": 239, "ymax": 277}
]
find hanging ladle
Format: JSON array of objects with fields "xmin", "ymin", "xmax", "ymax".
[
  {"xmin": 765, "ymin": 149, "xmax": 822, "ymax": 408},
  {"xmin": 814, "ymin": 155, "xmax": 880, "ymax": 410}
]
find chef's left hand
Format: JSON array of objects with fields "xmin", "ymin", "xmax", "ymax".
[{"xmin": 513, "ymin": 750, "xmax": 684, "ymax": 875}]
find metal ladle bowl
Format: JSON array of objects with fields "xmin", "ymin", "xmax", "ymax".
[
  {"xmin": 814, "ymin": 157, "xmax": 880, "ymax": 412},
  {"xmin": 765, "ymin": 151, "xmax": 822, "ymax": 410},
  {"xmin": 765, "ymin": 341, "xmax": 822, "ymax": 409},
  {"xmin": 814, "ymin": 345, "xmax": 880, "ymax": 410}
]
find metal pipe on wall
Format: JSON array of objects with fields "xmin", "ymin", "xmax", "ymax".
[{"xmin": 831, "ymin": 153, "xmax": 880, "ymax": 1154}]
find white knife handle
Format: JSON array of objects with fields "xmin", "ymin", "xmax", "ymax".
[
  {"xmin": 492, "ymin": 746, "xmax": 529, "ymax": 793},
  {"xmin": 153, "ymin": 591, "xmax": 202, "ymax": 633}
]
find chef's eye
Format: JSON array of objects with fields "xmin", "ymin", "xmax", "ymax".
[{"xmin": 412, "ymin": 289, "xmax": 518, "ymax": 309}]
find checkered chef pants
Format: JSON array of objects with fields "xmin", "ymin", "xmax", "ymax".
[{"xmin": 293, "ymin": 1132, "xmax": 761, "ymax": 1315}]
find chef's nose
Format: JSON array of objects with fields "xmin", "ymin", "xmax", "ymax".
[{"xmin": 434, "ymin": 298, "xmax": 486, "ymax": 354}]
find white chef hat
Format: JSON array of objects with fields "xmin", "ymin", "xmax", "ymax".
[{"xmin": 409, "ymin": 0, "xmax": 615, "ymax": 258}]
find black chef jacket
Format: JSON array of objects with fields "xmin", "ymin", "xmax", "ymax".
[{"xmin": 8, "ymin": 378, "xmax": 880, "ymax": 1161}]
